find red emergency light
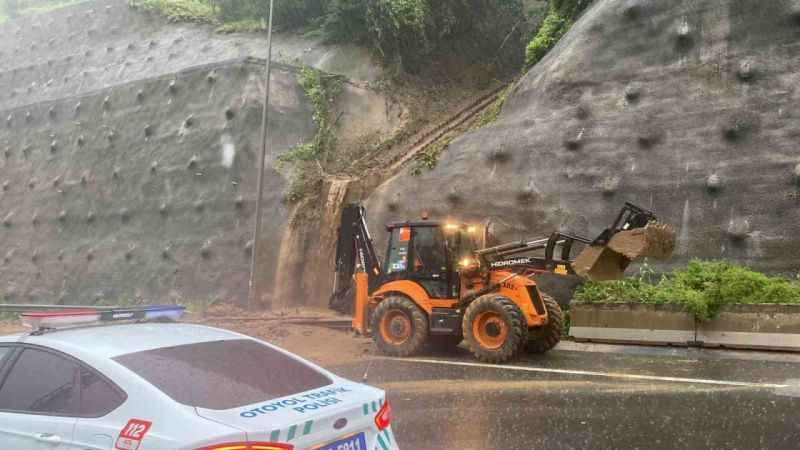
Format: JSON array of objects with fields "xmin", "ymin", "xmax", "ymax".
[{"xmin": 20, "ymin": 305, "xmax": 186, "ymax": 330}]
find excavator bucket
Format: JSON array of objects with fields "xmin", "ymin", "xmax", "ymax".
[{"xmin": 573, "ymin": 222, "xmax": 676, "ymax": 281}]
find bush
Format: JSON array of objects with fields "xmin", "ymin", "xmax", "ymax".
[
  {"xmin": 525, "ymin": 8, "xmax": 567, "ymax": 67},
  {"xmin": 525, "ymin": 0, "xmax": 592, "ymax": 68},
  {"xmin": 575, "ymin": 260, "xmax": 800, "ymax": 321},
  {"xmin": 217, "ymin": 0, "xmax": 323, "ymax": 30},
  {"xmin": 315, "ymin": 0, "xmax": 369, "ymax": 43}
]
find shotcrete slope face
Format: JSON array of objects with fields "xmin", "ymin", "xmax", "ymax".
[
  {"xmin": 0, "ymin": 61, "xmax": 314, "ymax": 304},
  {"xmin": 0, "ymin": 0, "xmax": 380, "ymax": 112},
  {"xmin": 0, "ymin": 0, "xmax": 394, "ymax": 306},
  {"xmin": 366, "ymin": 0, "xmax": 800, "ymax": 274}
]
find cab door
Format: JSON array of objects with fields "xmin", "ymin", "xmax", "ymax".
[
  {"xmin": 408, "ymin": 226, "xmax": 452, "ymax": 298},
  {"xmin": 0, "ymin": 346, "xmax": 80, "ymax": 449}
]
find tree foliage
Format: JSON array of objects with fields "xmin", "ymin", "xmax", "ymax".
[{"xmin": 214, "ymin": 0, "xmax": 526, "ymax": 72}]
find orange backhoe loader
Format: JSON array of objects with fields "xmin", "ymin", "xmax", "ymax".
[{"xmin": 330, "ymin": 202, "xmax": 675, "ymax": 363}]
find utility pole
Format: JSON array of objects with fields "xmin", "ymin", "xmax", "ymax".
[{"xmin": 248, "ymin": 0, "xmax": 275, "ymax": 311}]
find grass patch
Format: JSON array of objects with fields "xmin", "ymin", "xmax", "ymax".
[
  {"xmin": 575, "ymin": 260, "xmax": 800, "ymax": 321},
  {"xmin": 127, "ymin": 0, "xmax": 217, "ymax": 24},
  {"xmin": 215, "ymin": 18, "xmax": 267, "ymax": 34},
  {"xmin": 473, "ymin": 83, "xmax": 514, "ymax": 129},
  {"xmin": 410, "ymin": 135, "xmax": 453, "ymax": 176}
]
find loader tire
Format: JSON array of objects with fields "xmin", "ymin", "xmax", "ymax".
[
  {"xmin": 463, "ymin": 294, "xmax": 528, "ymax": 363},
  {"xmin": 524, "ymin": 293, "xmax": 563, "ymax": 354},
  {"xmin": 372, "ymin": 296, "xmax": 428, "ymax": 357}
]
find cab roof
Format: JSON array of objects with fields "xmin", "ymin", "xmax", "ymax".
[
  {"xmin": 385, "ymin": 220, "xmax": 442, "ymax": 230},
  {"xmin": 385, "ymin": 220, "xmax": 470, "ymax": 230},
  {"xmin": 7, "ymin": 323, "xmax": 243, "ymax": 359}
]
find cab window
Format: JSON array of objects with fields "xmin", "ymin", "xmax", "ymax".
[
  {"xmin": 411, "ymin": 226, "xmax": 448, "ymax": 278},
  {"xmin": 0, "ymin": 348, "xmax": 79, "ymax": 415},
  {"xmin": 385, "ymin": 227, "xmax": 410, "ymax": 274}
]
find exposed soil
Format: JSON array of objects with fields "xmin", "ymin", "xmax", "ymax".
[
  {"xmin": 0, "ymin": 322, "xmax": 24, "ymax": 335},
  {"xmin": 187, "ymin": 306, "xmax": 374, "ymax": 366},
  {"xmin": 192, "ymin": 319, "xmax": 373, "ymax": 367},
  {"xmin": 0, "ymin": 308, "xmax": 371, "ymax": 368}
]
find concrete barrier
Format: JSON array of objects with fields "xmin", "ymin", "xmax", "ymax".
[
  {"xmin": 570, "ymin": 303, "xmax": 695, "ymax": 346},
  {"xmin": 696, "ymin": 304, "xmax": 800, "ymax": 351},
  {"xmin": 570, "ymin": 303, "xmax": 800, "ymax": 352}
]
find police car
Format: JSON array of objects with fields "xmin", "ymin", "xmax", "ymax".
[{"xmin": 0, "ymin": 306, "xmax": 398, "ymax": 450}]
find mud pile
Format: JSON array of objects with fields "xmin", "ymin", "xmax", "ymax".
[{"xmin": 365, "ymin": 0, "xmax": 800, "ymax": 275}]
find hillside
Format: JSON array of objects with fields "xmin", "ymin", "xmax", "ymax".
[
  {"xmin": 0, "ymin": 0, "xmax": 400, "ymax": 306},
  {"xmin": 366, "ymin": 0, "xmax": 800, "ymax": 275},
  {"xmin": 4, "ymin": 0, "xmax": 798, "ymax": 309}
]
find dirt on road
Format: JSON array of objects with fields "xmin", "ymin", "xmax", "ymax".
[
  {"xmin": 192, "ymin": 318, "xmax": 373, "ymax": 366},
  {"xmin": 0, "ymin": 307, "xmax": 373, "ymax": 367}
]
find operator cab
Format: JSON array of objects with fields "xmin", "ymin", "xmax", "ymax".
[{"xmin": 383, "ymin": 220, "xmax": 479, "ymax": 299}]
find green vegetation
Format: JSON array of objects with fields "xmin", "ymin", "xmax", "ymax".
[
  {"xmin": 0, "ymin": 0, "xmax": 89, "ymax": 23},
  {"xmin": 279, "ymin": 65, "xmax": 343, "ymax": 166},
  {"xmin": 217, "ymin": 0, "xmax": 322, "ymax": 30},
  {"xmin": 278, "ymin": 65, "xmax": 344, "ymax": 203},
  {"xmin": 575, "ymin": 260, "xmax": 800, "ymax": 321},
  {"xmin": 215, "ymin": 19, "xmax": 267, "ymax": 33},
  {"xmin": 128, "ymin": 0, "xmax": 216, "ymax": 24},
  {"xmin": 474, "ymin": 84, "xmax": 514, "ymax": 129},
  {"xmin": 525, "ymin": 8, "xmax": 568, "ymax": 67},
  {"xmin": 125, "ymin": 0, "xmax": 529, "ymax": 72},
  {"xmin": 410, "ymin": 135, "xmax": 453, "ymax": 176},
  {"xmin": 525, "ymin": 0, "xmax": 592, "ymax": 67}
]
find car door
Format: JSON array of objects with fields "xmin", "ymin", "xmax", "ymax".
[
  {"xmin": 0, "ymin": 346, "xmax": 81, "ymax": 449},
  {"xmin": 73, "ymin": 364, "xmax": 128, "ymax": 450}
]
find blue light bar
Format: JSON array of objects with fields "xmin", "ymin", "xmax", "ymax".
[
  {"xmin": 21, "ymin": 305, "xmax": 186, "ymax": 330},
  {"xmin": 99, "ymin": 305, "xmax": 186, "ymax": 322}
]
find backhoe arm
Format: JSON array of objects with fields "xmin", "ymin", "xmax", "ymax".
[{"xmin": 329, "ymin": 204, "xmax": 382, "ymax": 314}]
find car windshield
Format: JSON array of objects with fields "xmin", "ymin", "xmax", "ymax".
[{"xmin": 113, "ymin": 339, "xmax": 331, "ymax": 410}]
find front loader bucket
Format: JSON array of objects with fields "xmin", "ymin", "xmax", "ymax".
[
  {"xmin": 573, "ymin": 245, "xmax": 630, "ymax": 281},
  {"xmin": 607, "ymin": 222, "xmax": 676, "ymax": 261},
  {"xmin": 573, "ymin": 222, "xmax": 676, "ymax": 281}
]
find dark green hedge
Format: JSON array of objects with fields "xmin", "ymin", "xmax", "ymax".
[{"xmin": 575, "ymin": 260, "xmax": 800, "ymax": 321}]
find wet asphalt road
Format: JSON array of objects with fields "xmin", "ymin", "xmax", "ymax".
[{"xmin": 329, "ymin": 343, "xmax": 800, "ymax": 450}]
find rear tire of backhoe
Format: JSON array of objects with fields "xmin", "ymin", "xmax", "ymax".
[
  {"xmin": 463, "ymin": 294, "xmax": 528, "ymax": 364},
  {"xmin": 524, "ymin": 293, "xmax": 564, "ymax": 354},
  {"xmin": 372, "ymin": 296, "xmax": 428, "ymax": 357}
]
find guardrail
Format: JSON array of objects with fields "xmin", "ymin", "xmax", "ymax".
[{"xmin": 570, "ymin": 303, "xmax": 800, "ymax": 352}]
